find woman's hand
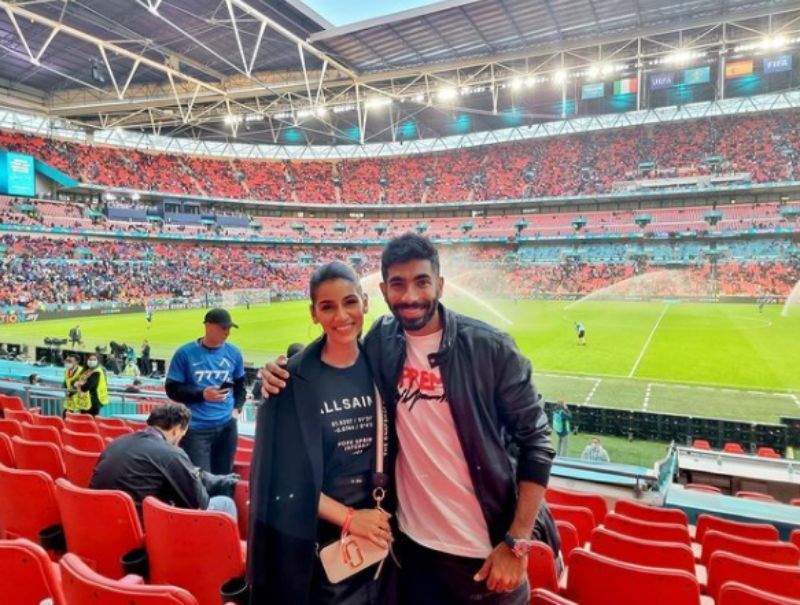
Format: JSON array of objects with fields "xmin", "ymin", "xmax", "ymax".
[{"xmin": 347, "ymin": 508, "xmax": 392, "ymax": 549}]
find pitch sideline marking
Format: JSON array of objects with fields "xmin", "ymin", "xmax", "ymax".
[
  {"xmin": 791, "ymin": 394, "xmax": 800, "ymax": 409},
  {"xmin": 584, "ymin": 379, "xmax": 602, "ymax": 405},
  {"xmin": 628, "ymin": 303, "xmax": 670, "ymax": 378},
  {"xmin": 643, "ymin": 383, "xmax": 652, "ymax": 410}
]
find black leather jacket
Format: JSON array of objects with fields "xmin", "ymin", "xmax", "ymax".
[{"xmin": 363, "ymin": 304, "xmax": 555, "ymax": 547}]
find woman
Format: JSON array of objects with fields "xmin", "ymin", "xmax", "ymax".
[
  {"xmin": 63, "ymin": 354, "xmax": 90, "ymax": 415},
  {"xmin": 248, "ymin": 262, "xmax": 393, "ymax": 605},
  {"xmin": 76, "ymin": 353, "xmax": 109, "ymax": 416}
]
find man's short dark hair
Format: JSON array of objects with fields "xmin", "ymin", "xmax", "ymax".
[
  {"xmin": 147, "ymin": 403, "xmax": 191, "ymax": 431},
  {"xmin": 381, "ymin": 233, "xmax": 440, "ymax": 281}
]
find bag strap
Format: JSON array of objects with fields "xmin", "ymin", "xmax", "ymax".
[{"xmin": 372, "ymin": 385, "xmax": 388, "ymax": 505}]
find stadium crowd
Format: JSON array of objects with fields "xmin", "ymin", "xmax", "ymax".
[{"xmin": 1, "ymin": 109, "xmax": 799, "ymax": 204}]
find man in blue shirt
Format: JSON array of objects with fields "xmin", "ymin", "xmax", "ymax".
[{"xmin": 165, "ymin": 308, "xmax": 246, "ymax": 474}]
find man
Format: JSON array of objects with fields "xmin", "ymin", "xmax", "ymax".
[
  {"xmin": 581, "ymin": 437, "xmax": 610, "ymax": 463},
  {"xmin": 553, "ymin": 400, "xmax": 572, "ymax": 457},
  {"xmin": 90, "ymin": 403, "xmax": 238, "ymax": 518},
  {"xmin": 139, "ymin": 339, "xmax": 151, "ymax": 377},
  {"xmin": 63, "ymin": 354, "xmax": 90, "ymax": 414},
  {"xmin": 125, "ymin": 378, "xmax": 143, "ymax": 394},
  {"xmin": 76, "ymin": 353, "xmax": 109, "ymax": 416},
  {"xmin": 165, "ymin": 308, "xmax": 246, "ymax": 474},
  {"xmin": 68, "ymin": 325, "xmax": 82, "ymax": 347},
  {"xmin": 261, "ymin": 234, "xmax": 556, "ymax": 604},
  {"xmin": 574, "ymin": 321, "xmax": 586, "ymax": 346}
]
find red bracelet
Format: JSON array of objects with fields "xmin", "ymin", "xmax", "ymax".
[{"xmin": 342, "ymin": 507, "xmax": 354, "ymax": 535}]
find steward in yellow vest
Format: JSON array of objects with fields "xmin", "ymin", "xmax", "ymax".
[
  {"xmin": 63, "ymin": 355, "xmax": 90, "ymax": 413},
  {"xmin": 76, "ymin": 354, "xmax": 109, "ymax": 416}
]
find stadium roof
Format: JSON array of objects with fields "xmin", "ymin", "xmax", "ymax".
[{"xmin": 0, "ymin": 0, "xmax": 799, "ymax": 146}]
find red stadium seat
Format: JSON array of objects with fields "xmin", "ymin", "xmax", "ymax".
[
  {"xmin": 790, "ymin": 530, "xmax": 800, "ymax": 551},
  {"xmin": 0, "ymin": 432, "xmax": 14, "ymax": 467},
  {"xmin": 706, "ymin": 551, "xmax": 800, "ymax": 602},
  {"xmin": 603, "ymin": 512, "xmax": 691, "ymax": 546},
  {"xmin": 65, "ymin": 416, "xmax": 100, "ymax": 434},
  {"xmin": 527, "ymin": 541, "xmax": 560, "ymax": 594},
  {"xmin": 590, "ymin": 526, "xmax": 697, "ymax": 576},
  {"xmin": 62, "ymin": 445, "xmax": 101, "ymax": 489},
  {"xmin": 98, "ymin": 423, "xmax": 135, "ymax": 440},
  {"xmin": 126, "ymin": 419, "xmax": 148, "ymax": 431},
  {"xmin": 692, "ymin": 440, "xmax": 712, "ymax": 450},
  {"xmin": 32, "ymin": 414, "xmax": 66, "ymax": 432},
  {"xmin": 21, "ymin": 422, "xmax": 63, "ymax": 448},
  {"xmin": 56, "ymin": 479, "xmax": 145, "ymax": 578},
  {"xmin": 62, "ymin": 429, "xmax": 106, "ymax": 453},
  {"xmin": 757, "ymin": 447, "xmax": 781, "ymax": 459},
  {"xmin": 614, "ymin": 499, "xmax": 689, "ymax": 526},
  {"xmin": 791, "ymin": 499, "xmax": 800, "ymax": 507},
  {"xmin": 555, "ymin": 521, "xmax": 580, "ymax": 560},
  {"xmin": 685, "ymin": 483, "xmax": 722, "ymax": 494},
  {"xmin": 0, "ymin": 464, "xmax": 61, "ymax": 543},
  {"xmin": 531, "ymin": 589, "xmax": 577, "ymax": 605},
  {"xmin": 143, "ymin": 496, "xmax": 246, "ymax": 605},
  {"xmin": 96, "ymin": 417, "xmax": 128, "ymax": 428},
  {"xmin": 564, "ymin": 549, "xmax": 703, "ymax": 605},
  {"xmin": 700, "ymin": 530, "xmax": 798, "ymax": 567},
  {"xmin": 0, "ymin": 394, "xmax": 37, "ymax": 415},
  {"xmin": 718, "ymin": 581, "xmax": 800, "ymax": 605},
  {"xmin": 233, "ymin": 480, "xmax": 249, "ymax": 541},
  {"xmin": 545, "ymin": 487, "xmax": 608, "ymax": 527},
  {"xmin": 234, "ymin": 447, "xmax": 252, "ymax": 464},
  {"xmin": 11, "ymin": 436, "xmax": 66, "ymax": 480},
  {"xmin": 0, "ymin": 539, "xmax": 66, "ymax": 605},
  {"xmin": 723, "ymin": 443, "xmax": 746, "ymax": 454},
  {"xmin": 694, "ymin": 514, "xmax": 779, "ymax": 544},
  {"xmin": 546, "ymin": 504, "xmax": 596, "ymax": 546},
  {"xmin": 4, "ymin": 408, "xmax": 35, "ymax": 424},
  {"xmin": 0, "ymin": 418, "xmax": 22, "ymax": 438},
  {"xmin": 60, "ymin": 552, "xmax": 199, "ymax": 604},
  {"xmin": 735, "ymin": 491, "xmax": 777, "ymax": 502}
]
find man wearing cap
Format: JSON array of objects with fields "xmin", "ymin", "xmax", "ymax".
[{"xmin": 165, "ymin": 308, "xmax": 246, "ymax": 474}]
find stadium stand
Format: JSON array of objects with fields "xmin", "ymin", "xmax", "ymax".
[
  {"xmin": 0, "ymin": 538, "xmax": 66, "ymax": 604},
  {"xmin": 706, "ymin": 551, "xmax": 800, "ymax": 602}
]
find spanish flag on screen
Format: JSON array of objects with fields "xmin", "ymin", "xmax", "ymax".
[{"xmin": 725, "ymin": 60, "xmax": 754, "ymax": 79}]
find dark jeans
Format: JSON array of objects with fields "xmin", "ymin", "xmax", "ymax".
[
  {"xmin": 397, "ymin": 534, "xmax": 530, "ymax": 605},
  {"xmin": 180, "ymin": 417, "xmax": 237, "ymax": 474}
]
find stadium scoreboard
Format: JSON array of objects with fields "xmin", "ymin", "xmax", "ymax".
[{"xmin": 0, "ymin": 152, "xmax": 35, "ymax": 197}]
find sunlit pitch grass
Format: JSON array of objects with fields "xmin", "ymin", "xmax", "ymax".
[{"xmin": 3, "ymin": 298, "xmax": 799, "ymax": 426}]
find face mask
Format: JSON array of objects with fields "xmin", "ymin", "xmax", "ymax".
[
  {"xmin": 65, "ymin": 362, "xmax": 75, "ymax": 369},
  {"xmin": 87, "ymin": 360, "xmax": 98, "ymax": 368}
]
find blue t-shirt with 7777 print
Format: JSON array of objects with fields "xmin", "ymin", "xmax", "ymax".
[{"xmin": 167, "ymin": 340, "xmax": 245, "ymax": 429}]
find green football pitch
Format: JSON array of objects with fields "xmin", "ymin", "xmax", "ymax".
[{"xmin": 2, "ymin": 297, "xmax": 799, "ymax": 425}]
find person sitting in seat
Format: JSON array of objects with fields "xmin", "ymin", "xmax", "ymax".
[{"xmin": 90, "ymin": 403, "xmax": 239, "ymax": 519}]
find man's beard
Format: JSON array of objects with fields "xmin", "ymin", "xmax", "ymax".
[{"xmin": 390, "ymin": 299, "xmax": 439, "ymax": 332}]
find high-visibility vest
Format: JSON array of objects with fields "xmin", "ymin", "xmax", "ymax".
[
  {"xmin": 64, "ymin": 366, "xmax": 91, "ymax": 411},
  {"xmin": 82, "ymin": 367, "xmax": 110, "ymax": 406}
]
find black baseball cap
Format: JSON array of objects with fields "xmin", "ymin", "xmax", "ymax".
[{"xmin": 203, "ymin": 308, "xmax": 238, "ymax": 328}]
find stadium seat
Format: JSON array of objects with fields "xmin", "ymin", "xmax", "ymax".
[
  {"xmin": 718, "ymin": 581, "xmax": 800, "ymax": 605},
  {"xmin": 545, "ymin": 487, "xmax": 608, "ymax": 526},
  {"xmin": 685, "ymin": 483, "xmax": 722, "ymax": 494},
  {"xmin": 757, "ymin": 447, "xmax": 781, "ymax": 459},
  {"xmin": 590, "ymin": 526, "xmax": 698, "ymax": 577},
  {"xmin": 96, "ymin": 417, "xmax": 128, "ymax": 428},
  {"xmin": 11, "ymin": 436, "xmax": 66, "ymax": 480},
  {"xmin": 0, "ymin": 464, "xmax": 61, "ymax": 543},
  {"xmin": 62, "ymin": 429, "xmax": 106, "ymax": 453},
  {"xmin": 531, "ymin": 588, "xmax": 577, "ymax": 605},
  {"xmin": 0, "ymin": 418, "xmax": 22, "ymax": 438},
  {"xmin": 62, "ymin": 445, "xmax": 101, "ymax": 488},
  {"xmin": 65, "ymin": 416, "xmax": 100, "ymax": 434},
  {"xmin": 556, "ymin": 521, "xmax": 580, "ymax": 560},
  {"xmin": 60, "ymin": 552, "xmax": 199, "ymax": 605},
  {"xmin": 0, "ymin": 539, "xmax": 66, "ymax": 605},
  {"xmin": 790, "ymin": 530, "xmax": 800, "ymax": 550},
  {"xmin": 0, "ymin": 394, "xmax": 37, "ymax": 415},
  {"xmin": 527, "ymin": 541, "xmax": 560, "ymax": 593},
  {"xmin": 56, "ymin": 479, "xmax": 145, "ymax": 578},
  {"xmin": 546, "ymin": 504, "xmax": 596, "ymax": 546},
  {"xmin": 706, "ymin": 551, "xmax": 800, "ymax": 602},
  {"xmin": 614, "ymin": 499, "xmax": 689, "ymax": 526},
  {"xmin": 234, "ymin": 447, "xmax": 252, "ymax": 464},
  {"xmin": 564, "ymin": 549, "xmax": 703, "ymax": 605},
  {"xmin": 694, "ymin": 514, "xmax": 779, "ymax": 544},
  {"xmin": 233, "ymin": 480, "xmax": 249, "ymax": 540},
  {"xmin": 126, "ymin": 419, "xmax": 148, "ymax": 431},
  {"xmin": 734, "ymin": 491, "xmax": 777, "ymax": 502},
  {"xmin": 700, "ymin": 530, "xmax": 799, "ymax": 567},
  {"xmin": 143, "ymin": 496, "xmax": 246, "ymax": 605},
  {"xmin": 0, "ymin": 432, "xmax": 14, "ymax": 467},
  {"xmin": 791, "ymin": 499, "xmax": 800, "ymax": 507},
  {"xmin": 4, "ymin": 408, "xmax": 35, "ymax": 424},
  {"xmin": 603, "ymin": 512, "xmax": 692, "ymax": 546},
  {"xmin": 98, "ymin": 423, "xmax": 135, "ymax": 440},
  {"xmin": 723, "ymin": 443, "xmax": 746, "ymax": 454},
  {"xmin": 21, "ymin": 422, "xmax": 63, "ymax": 448},
  {"xmin": 32, "ymin": 414, "xmax": 66, "ymax": 432},
  {"xmin": 692, "ymin": 440, "xmax": 712, "ymax": 450}
]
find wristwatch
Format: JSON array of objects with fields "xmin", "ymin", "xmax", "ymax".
[{"xmin": 503, "ymin": 533, "xmax": 534, "ymax": 558}]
